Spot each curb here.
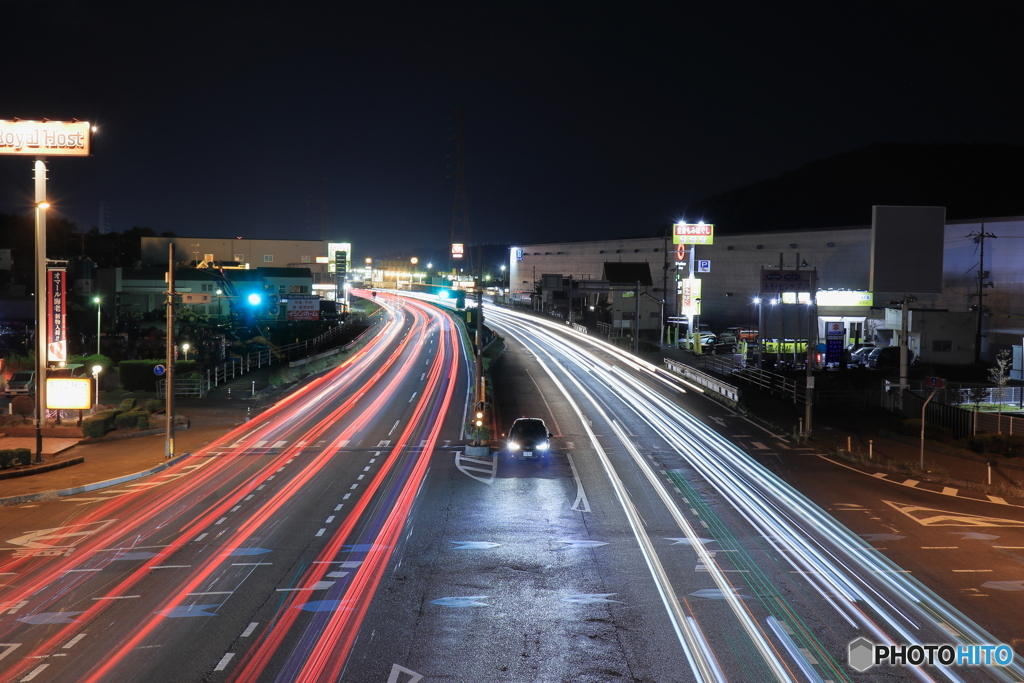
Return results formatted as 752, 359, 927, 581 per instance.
78, 420, 191, 444
0, 452, 192, 507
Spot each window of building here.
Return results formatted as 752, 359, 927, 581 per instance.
279, 285, 287, 294
301, 255, 311, 263
289, 285, 309, 294
201, 283, 213, 292
234, 254, 244, 262
932, 340, 953, 352
264, 255, 273, 262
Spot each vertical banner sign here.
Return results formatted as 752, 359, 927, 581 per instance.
680, 277, 702, 316
452, 243, 464, 259
335, 250, 347, 296
47, 267, 68, 362
826, 321, 845, 366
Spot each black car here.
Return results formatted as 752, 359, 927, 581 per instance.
506, 417, 552, 459
865, 346, 914, 369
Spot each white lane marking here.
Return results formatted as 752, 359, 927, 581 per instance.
989, 496, 1009, 505
256, 485, 265, 490
922, 547, 959, 549
273, 441, 287, 448
458, 466, 493, 474
276, 581, 334, 591
334, 505, 343, 511
420, 372, 425, 380
20, 664, 48, 681
316, 529, 326, 537
327, 571, 350, 578
91, 596, 140, 600
952, 569, 993, 573
459, 457, 491, 466
750, 441, 769, 450
194, 533, 208, 542
231, 563, 272, 566
0, 644, 20, 661
231, 506, 241, 512
386, 664, 424, 683
240, 623, 258, 637
903, 479, 920, 488
62, 569, 101, 573
254, 440, 268, 447
362, 466, 371, 471
455, 451, 496, 485
62, 634, 86, 649
357, 475, 364, 480
377, 440, 391, 447
267, 476, 275, 480
942, 487, 958, 496
343, 493, 351, 499
325, 516, 335, 523
215, 518, 226, 525
388, 421, 400, 436
244, 495, 254, 501
567, 452, 591, 513
350, 484, 358, 490
276, 467, 284, 473
297, 441, 307, 447
214, 653, 235, 671
409, 392, 418, 403
188, 591, 233, 596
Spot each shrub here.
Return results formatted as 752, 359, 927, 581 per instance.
0, 449, 31, 468
119, 398, 137, 412
82, 417, 108, 438
144, 399, 163, 413
269, 367, 300, 386
136, 413, 151, 429
11, 396, 34, 422
115, 410, 149, 430
968, 434, 1024, 457
118, 360, 199, 391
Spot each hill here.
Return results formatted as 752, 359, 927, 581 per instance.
688, 142, 1024, 234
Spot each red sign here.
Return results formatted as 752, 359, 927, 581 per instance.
286, 297, 320, 321
47, 267, 67, 362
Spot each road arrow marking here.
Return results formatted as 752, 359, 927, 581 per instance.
884, 500, 1024, 527
386, 664, 424, 683
430, 596, 489, 607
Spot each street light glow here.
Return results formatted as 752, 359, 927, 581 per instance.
247, 293, 262, 306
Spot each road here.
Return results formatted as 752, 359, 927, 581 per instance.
2, 292, 1022, 682
0, 292, 469, 683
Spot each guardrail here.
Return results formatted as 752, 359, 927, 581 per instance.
731, 366, 806, 405
663, 358, 739, 404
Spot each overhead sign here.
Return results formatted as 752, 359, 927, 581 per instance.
46, 378, 91, 410
680, 277, 701, 316
672, 223, 714, 245
47, 267, 67, 363
452, 243, 465, 259
326, 242, 352, 274
286, 295, 320, 321
760, 268, 813, 296
0, 119, 92, 156
180, 293, 212, 304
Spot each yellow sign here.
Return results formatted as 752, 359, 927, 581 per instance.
672, 223, 714, 245
680, 277, 701, 315
762, 341, 808, 354
0, 120, 91, 156
46, 378, 92, 410
815, 290, 874, 306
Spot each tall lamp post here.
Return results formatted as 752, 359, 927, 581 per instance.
93, 296, 101, 355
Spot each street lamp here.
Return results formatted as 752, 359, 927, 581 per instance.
182, 343, 190, 361
93, 296, 101, 355
92, 365, 102, 406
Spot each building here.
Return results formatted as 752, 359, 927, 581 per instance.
507, 213, 1024, 371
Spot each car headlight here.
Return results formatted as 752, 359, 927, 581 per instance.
537, 441, 549, 451
508, 442, 520, 451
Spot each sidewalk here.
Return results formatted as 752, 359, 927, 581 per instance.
0, 365, 284, 504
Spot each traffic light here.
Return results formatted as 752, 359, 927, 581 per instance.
455, 291, 466, 309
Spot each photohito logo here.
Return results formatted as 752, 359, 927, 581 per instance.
848, 638, 1014, 672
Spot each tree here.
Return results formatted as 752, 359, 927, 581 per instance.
11, 396, 34, 423
988, 349, 1012, 434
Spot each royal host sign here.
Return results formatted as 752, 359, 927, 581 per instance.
0, 119, 91, 156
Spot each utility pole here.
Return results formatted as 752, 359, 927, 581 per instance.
449, 108, 471, 274
968, 224, 997, 365
165, 244, 175, 458
804, 269, 817, 439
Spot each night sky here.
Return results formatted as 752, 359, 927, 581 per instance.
2, 3, 1021, 257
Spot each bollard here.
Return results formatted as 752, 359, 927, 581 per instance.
847, 436, 852, 453
246, 406, 251, 422
252, 380, 255, 396
988, 461, 993, 486
868, 439, 873, 460
227, 388, 232, 400
798, 418, 804, 438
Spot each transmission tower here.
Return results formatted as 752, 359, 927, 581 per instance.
449, 108, 471, 273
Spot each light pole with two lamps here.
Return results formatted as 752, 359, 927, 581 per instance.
93, 296, 101, 355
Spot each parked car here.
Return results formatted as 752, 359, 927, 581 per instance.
721, 327, 759, 343
848, 346, 875, 367
506, 418, 553, 460
679, 332, 717, 352
865, 346, 914, 369
5, 371, 35, 396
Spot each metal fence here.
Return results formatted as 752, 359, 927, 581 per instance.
158, 318, 359, 399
